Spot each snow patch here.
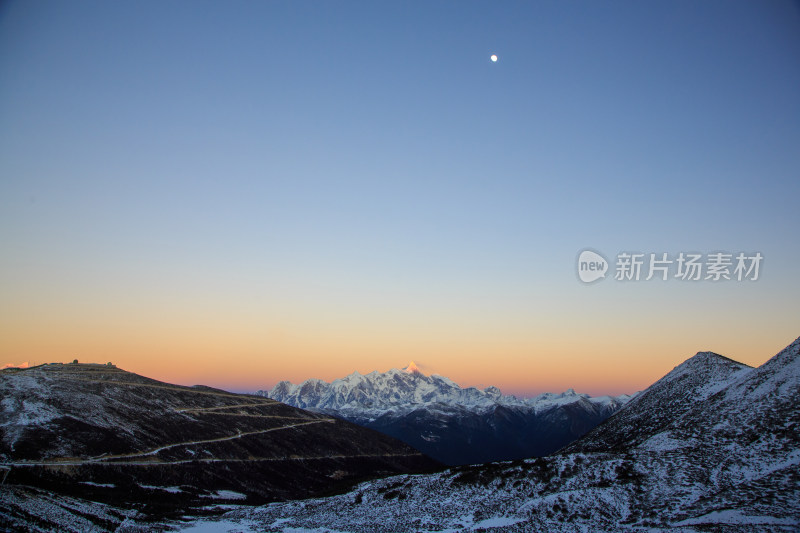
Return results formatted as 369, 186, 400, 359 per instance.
206, 490, 247, 500
471, 516, 526, 529
178, 519, 260, 532
673, 509, 798, 526
80, 481, 115, 488
140, 484, 183, 493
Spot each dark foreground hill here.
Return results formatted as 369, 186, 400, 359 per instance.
0, 363, 439, 525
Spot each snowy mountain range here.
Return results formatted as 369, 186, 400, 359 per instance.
264, 361, 629, 417
259, 363, 631, 465
4, 336, 798, 531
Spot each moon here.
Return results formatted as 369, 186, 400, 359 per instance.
490, 54, 498, 62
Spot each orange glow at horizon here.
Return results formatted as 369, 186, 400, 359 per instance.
2, 298, 794, 398
2, 262, 796, 397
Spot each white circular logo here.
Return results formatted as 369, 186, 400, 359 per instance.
577, 249, 608, 283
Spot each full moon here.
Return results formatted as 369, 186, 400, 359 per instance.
490, 54, 498, 62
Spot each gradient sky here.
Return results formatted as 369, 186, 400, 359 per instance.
1, 1, 799, 396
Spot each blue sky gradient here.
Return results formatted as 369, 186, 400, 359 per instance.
1, 1, 798, 394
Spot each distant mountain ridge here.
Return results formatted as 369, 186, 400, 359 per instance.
259, 362, 631, 465
264, 361, 630, 417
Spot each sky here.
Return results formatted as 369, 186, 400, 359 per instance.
1, 0, 799, 396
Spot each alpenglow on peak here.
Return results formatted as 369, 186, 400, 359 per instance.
404, 361, 422, 374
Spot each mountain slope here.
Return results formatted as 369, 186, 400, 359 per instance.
260, 363, 630, 465
561, 350, 752, 453
203, 336, 800, 531
0, 362, 439, 518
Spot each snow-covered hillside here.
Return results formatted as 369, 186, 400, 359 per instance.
201, 336, 800, 532
562, 350, 753, 453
